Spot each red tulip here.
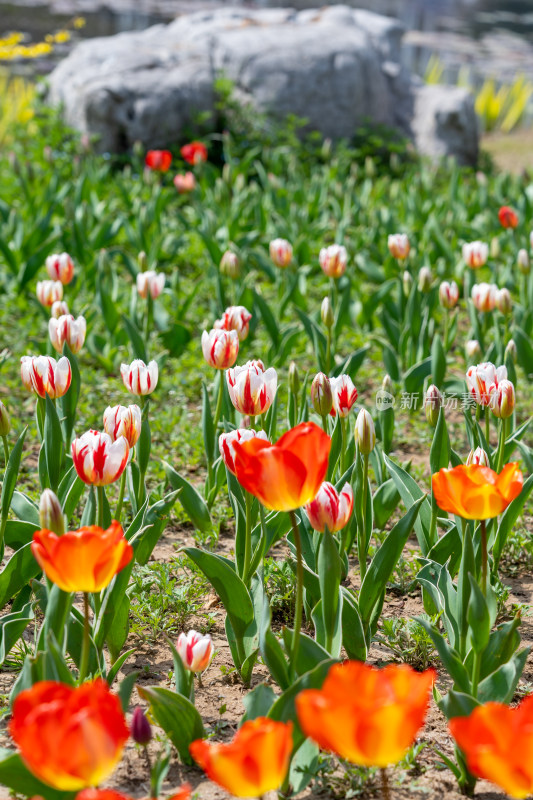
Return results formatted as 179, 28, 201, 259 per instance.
180, 141, 207, 164
145, 150, 172, 171
498, 205, 518, 229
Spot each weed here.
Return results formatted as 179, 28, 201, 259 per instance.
377, 615, 437, 670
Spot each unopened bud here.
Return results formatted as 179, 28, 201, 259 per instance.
321, 297, 334, 328
490, 379, 515, 419
364, 156, 376, 178
138, 251, 147, 272
311, 372, 333, 416
505, 339, 517, 363
466, 447, 490, 467
220, 250, 240, 279
382, 374, 394, 394
496, 287, 512, 315
490, 236, 501, 259
403, 270, 413, 296
465, 339, 482, 362
517, 248, 530, 274
425, 384, 443, 427
131, 706, 152, 746
0, 401, 10, 437
39, 490, 65, 536
354, 408, 376, 455
418, 266, 433, 294
288, 361, 300, 395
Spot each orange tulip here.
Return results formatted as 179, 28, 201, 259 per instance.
432, 463, 523, 520
190, 717, 293, 798
77, 787, 191, 800
449, 697, 533, 799
296, 661, 435, 767
9, 679, 129, 791
232, 421, 330, 511
31, 521, 133, 593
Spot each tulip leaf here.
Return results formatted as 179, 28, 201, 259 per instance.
427, 524, 462, 576
493, 473, 533, 570
59, 343, 80, 449
403, 356, 432, 394
502, 417, 532, 463
341, 587, 367, 661
317, 527, 342, 648
259, 590, 290, 690
4, 520, 38, 550
431, 334, 446, 388
456, 528, 475, 659
201, 381, 215, 463
1, 427, 27, 521
0, 603, 34, 666
417, 617, 471, 694
438, 690, 479, 721
138, 685, 205, 764
254, 290, 280, 347
122, 313, 147, 362
359, 497, 424, 629
242, 682, 278, 722
310, 596, 343, 658
57, 463, 85, 521
429, 406, 450, 475
331, 346, 369, 380
10, 490, 40, 526
383, 454, 433, 554
477, 647, 530, 704
163, 462, 211, 532
513, 326, 533, 375
0, 749, 75, 800
467, 575, 491, 654
372, 478, 400, 530
44, 394, 65, 494
0, 543, 41, 610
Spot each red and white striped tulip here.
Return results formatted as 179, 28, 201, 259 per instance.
330, 375, 358, 418
496, 287, 512, 315
219, 428, 269, 475
49, 315, 86, 355
354, 408, 376, 454
176, 630, 213, 673
387, 233, 410, 260
466, 362, 507, 407
489, 379, 515, 419
305, 481, 354, 533
226, 360, 277, 416
201, 329, 239, 370
136, 270, 165, 299
319, 244, 347, 278
214, 306, 252, 341
72, 430, 129, 486
462, 241, 488, 269
120, 359, 159, 396
20, 355, 71, 399
103, 404, 142, 448
466, 447, 490, 467
269, 238, 293, 268
45, 252, 74, 285
471, 283, 498, 312
50, 300, 69, 319
439, 280, 459, 309
220, 250, 240, 278
36, 280, 63, 307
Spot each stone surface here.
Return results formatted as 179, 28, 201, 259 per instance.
47, 4, 479, 163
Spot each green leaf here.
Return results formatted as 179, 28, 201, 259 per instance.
0, 543, 41, 610
44, 395, 64, 494
242, 683, 277, 722
417, 617, 471, 694
431, 334, 446, 387
403, 357, 432, 394
163, 461, 211, 532
59, 343, 80, 448
372, 479, 400, 530
138, 685, 205, 764
513, 326, 533, 374
477, 648, 530, 704
384, 454, 434, 554
201, 382, 215, 463
122, 314, 148, 361
0, 749, 75, 800
340, 587, 367, 661
438, 690, 479, 721
467, 575, 491, 654
1, 427, 27, 520
0, 603, 34, 666
493, 473, 533, 569
317, 527, 342, 648
429, 406, 450, 475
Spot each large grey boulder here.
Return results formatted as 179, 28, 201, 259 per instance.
48, 4, 478, 164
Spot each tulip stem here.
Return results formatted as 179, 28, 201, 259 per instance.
471, 650, 481, 697
289, 509, 304, 682
1, 435, 9, 467
320, 414, 328, 434
243, 491, 252, 586
115, 469, 127, 522
484, 407, 490, 446
496, 417, 507, 473
145, 294, 153, 344
97, 485, 105, 528
326, 327, 332, 374
340, 417, 347, 476
359, 454, 369, 581
380, 768, 391, 800
79, 592, 90, 683
213, 371, 225, 434
480, 519, 488, 596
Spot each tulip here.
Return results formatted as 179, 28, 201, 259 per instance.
465, 339, 482, 362
103, 404, 142, 448
462, 241, 488, 269
518, 248, 530, 274
214, 305, 252, 341
449, 696, 533, 799
201, 329, 239, 370
0, 400, 10, 437
321, 296, 334, 328
180, 141, 207, 164
120, 359, 158, 396
330, 374, 358, 417
305, 481, 353, 532
36, 279, 63, 307
432, 462, 523, 520
495, 287, 512, 315
319, 244, 347, 278
505, 339, 517, 363
288, 360, 300, 395
424, 384, 443, 427
466, 362, 507, 407
219, 429, 269, 475
131, 707, 152, 746
226, 360, 277, 417
174, 171, 196, 193
49, 314, 87, 355
219, 249, 240, 278
489, 378, 515, 419
498, 205, 518, 229
466, 447, 490, 467
45, 252, 74, 284
233, 421, 330, 512
311, 372, 333, 417
417, 266, 433, 293
269, 238, 293, 268
354, 408, 376, 454
145, 150, 172, 171
387, 233, 410, 260
471, 282, 498, 312
136, 270, 165, 299
78, 789, 190, 800
20, 355, 72, 399
176, 630, 213, 673
382, 374, 394, 394
490, 236, 501, 259
439, 280, 459, 309
51, 300, 69, 318
39, 489, 64, 536
190, 717, 293, 797
32, 520, 133, 592
296, 661, 435, 768
402, 270, 413, 295
9, 679, 129, 790
72, 430, 129, 486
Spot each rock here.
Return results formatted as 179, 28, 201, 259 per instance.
411, 84, 479, 166
47, 4, 479, 163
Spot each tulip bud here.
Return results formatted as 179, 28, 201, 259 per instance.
465, 339, 482, 362
176, 630, 213, 673
490, 379, 515, 419
439, 280, 459, 310
288, 361, 300, 395
354, 408, 376, 455
462, 241, 488, 269
220, 250, 240, 278
418, 266, 433, 294
496, 288, 512, 315
311, 372, 333, 416
39, 489, 65, 536
382, 374, 394, 395
131, 707, 152, 746
505, 339, 517, 363
50, 300, 69, 319
138, 251, 147, 271
321, 297, 334, 328
403, 270, 413, 295
388, 234, 410, 261
0, 400, 10, 436
466, 447, 490, 467
269, 238, 293, 269
517, 248, 530, 274
425, 384, 443, 427
490, 236, 501, 259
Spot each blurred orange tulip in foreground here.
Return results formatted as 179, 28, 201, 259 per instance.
296, 661, 435, 767
450, 697, 533, 799
233, 421, 330, 511
432, 463, 523, 520
190, 717, 293, 798
9, 679, 129, 791
31, 520, 133, 592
